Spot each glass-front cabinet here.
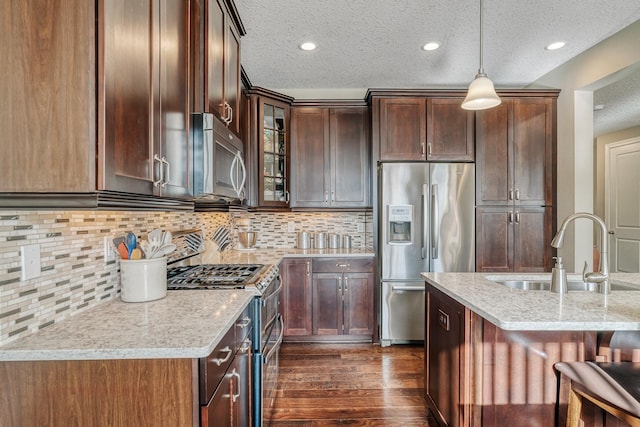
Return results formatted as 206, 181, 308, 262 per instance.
245, 88, 293, 208
261, 102, 288, 204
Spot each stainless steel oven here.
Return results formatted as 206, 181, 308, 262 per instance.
165, 230, 283, 427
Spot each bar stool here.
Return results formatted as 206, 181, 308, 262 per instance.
555, 331, 640, 427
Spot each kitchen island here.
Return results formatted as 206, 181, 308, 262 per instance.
422, 272, 640, 427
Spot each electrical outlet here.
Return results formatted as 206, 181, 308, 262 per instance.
287, 221, 295, 232
20, 244, 41, 281
104, 237, 116, 263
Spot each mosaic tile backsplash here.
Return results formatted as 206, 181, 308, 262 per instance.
0, 209, 372, 345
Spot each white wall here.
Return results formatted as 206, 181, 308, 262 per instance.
532, 20, 640, 271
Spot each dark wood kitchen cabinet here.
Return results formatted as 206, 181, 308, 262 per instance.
476, 206, 553, 272
424, 282, 596, 427
100, 0, 193, 199
375, 96, 474, 162
280, 258, 313, 339
1, 0, 197, 207
312, 258, 374, 340
474, 93, 558, 272
290, 105, 370, 208
202, 0, 243, 136
475, 97, 555, 207
244, 88, 294, 208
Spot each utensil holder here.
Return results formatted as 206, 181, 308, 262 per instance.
120, 257, 167, 303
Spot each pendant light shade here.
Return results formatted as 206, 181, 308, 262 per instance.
462, 0, 501, 110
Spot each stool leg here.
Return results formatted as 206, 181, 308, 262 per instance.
567, 386, 583, 427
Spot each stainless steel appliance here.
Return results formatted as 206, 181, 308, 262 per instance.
165, 230, 282, 427
193, 113, 246, 203
379, 163, 475, 346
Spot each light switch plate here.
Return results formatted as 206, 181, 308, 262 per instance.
20, 244, 41, 281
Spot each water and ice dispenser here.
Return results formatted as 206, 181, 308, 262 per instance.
388, 205, 412, 244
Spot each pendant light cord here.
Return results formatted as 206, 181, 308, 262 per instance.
479, 0, 484, 74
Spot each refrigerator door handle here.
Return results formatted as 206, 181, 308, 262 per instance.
422, 184, 428, 259
431, 183, 439, 260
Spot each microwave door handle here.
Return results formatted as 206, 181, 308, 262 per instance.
236, 151, 246, 198
230, 152, 239, 195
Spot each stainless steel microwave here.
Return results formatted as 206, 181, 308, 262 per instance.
193, 113, 246, 203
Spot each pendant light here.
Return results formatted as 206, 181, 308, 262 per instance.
461, 0, 501, 110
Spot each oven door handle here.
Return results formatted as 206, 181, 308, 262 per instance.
261, 276, 283, 307
263, 314, 284, 364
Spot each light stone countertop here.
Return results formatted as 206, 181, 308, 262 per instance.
422, 272, 640, 331
0, 248, 374, 362
0, 290, 256, 361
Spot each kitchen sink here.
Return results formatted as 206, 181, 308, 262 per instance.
492, 280, 640, 292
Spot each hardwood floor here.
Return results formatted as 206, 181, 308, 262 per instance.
269, 343, 438, 426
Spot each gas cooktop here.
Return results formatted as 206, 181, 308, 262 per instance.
167, 264, 266, 290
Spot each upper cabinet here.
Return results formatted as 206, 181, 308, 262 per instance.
99, 0, 193, 199
203, 0, 243, 136
476, 97, 555, 207
290, 105, 370, 209
244, 88, 294, 208
373, 94, 474, 162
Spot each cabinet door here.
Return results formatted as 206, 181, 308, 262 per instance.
475, 102, 510, 206
513, 207, 553, 272
312, 273, 342, 336
225, 21, 241, 136
476, 207, 513, 272
231, 350, 251, 427
290, 107, 330, 207
426, 98, 474, 161
425, 285, 467, 427
101, 0, 155, 195
202, 368, 232, 426
158, 0, 192, 198
379, 98, 427, 160
280, 258, 312, 337
512, 98, 553, 206
204, 0, 224, 118
1, 0, 95, 192
259, 100, 290, 207
330, 108, 370, 207
343, 272, 374, 337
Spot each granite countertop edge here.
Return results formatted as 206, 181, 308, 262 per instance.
422, 272, 640, 331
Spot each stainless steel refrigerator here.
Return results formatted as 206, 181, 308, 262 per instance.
379, 162, 475, 346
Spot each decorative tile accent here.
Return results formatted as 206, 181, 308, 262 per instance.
0, 208, 373, 345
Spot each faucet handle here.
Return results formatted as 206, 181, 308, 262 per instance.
582, 261, 590, 282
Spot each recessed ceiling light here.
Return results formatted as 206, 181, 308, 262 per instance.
422, 42, 440, 51
545, 41, 566, 51
594, 104, 605, 111
299, 42, 317, 51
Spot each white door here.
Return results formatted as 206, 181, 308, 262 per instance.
605, 137, 640, 272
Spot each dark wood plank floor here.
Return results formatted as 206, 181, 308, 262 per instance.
269, 343, 438, 426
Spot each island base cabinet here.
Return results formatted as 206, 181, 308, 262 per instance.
0, 358, 198, 427
424, 282, 597, 427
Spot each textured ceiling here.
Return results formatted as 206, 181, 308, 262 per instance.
235, 0, 640, 136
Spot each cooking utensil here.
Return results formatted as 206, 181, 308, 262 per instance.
117, 242, 129, 260
153, 243, 176, 258
130, 248, 143, 260
125, 232, 137, 259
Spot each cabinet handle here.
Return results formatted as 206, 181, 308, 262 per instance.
509, 211, 514, 223
212, 346, 233, 366
515, 189, 520, 200
285, 190, 290, 203
324, 191, 329, 203
344, 277, 348, 292
228, 105, 233, 124
331, 191, 335, 202
239, 338, 251, 353
509, 188, 514, 200
421, 142, 426, 155
161, 156, 170, 187
335, 263, 350, 268
306, 261, 310, 275
237, 317, 251, 329
338, 277, 342, 292
427, 142, 432, 155
153, 154, 164, 187
231, 368, 241, 402
515, 211, 520, 224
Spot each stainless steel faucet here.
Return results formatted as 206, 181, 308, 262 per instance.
551, 213, 610, 294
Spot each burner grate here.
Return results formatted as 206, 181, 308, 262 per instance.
166, 264, 265, 289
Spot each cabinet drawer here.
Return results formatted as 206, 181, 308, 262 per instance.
312, 258, 373, 273
234, 303, 253, 344
199, 323, 235, 405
